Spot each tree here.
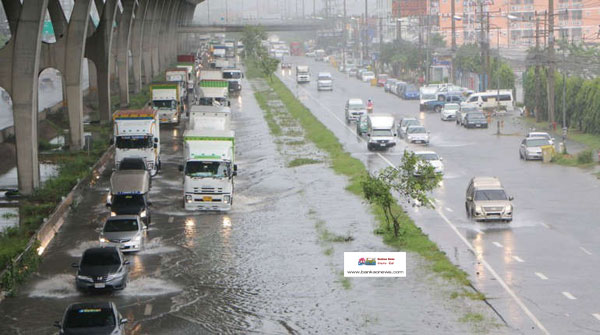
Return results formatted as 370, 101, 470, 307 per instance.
361, 151, 442, 237
241, 25, 267, 58
257, 50, 279, 81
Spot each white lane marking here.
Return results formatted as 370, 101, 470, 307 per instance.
592, 313, 600, 321
562, 292, 577, 300
513, 256, 525, 263
535, 272, 548, 280
291, 77, 550, 335
580, 247, 592, 255
445, 207, 454, 212
492, 242, 504, 248
144, 304, 153, 315
168, 216, 174, 223
540, 222, 550, 229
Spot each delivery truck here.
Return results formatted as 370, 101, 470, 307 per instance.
150, 82, 181, 124
112, 109, 160, 176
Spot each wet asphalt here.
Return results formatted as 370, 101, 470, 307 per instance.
0, 75, 502, 334
277, 56, 600, 334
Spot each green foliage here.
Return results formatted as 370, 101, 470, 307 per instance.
241, 25, 267, 58
380, 40, 426, 79
288, 158, 321, 167
576, 150, 593, 164
453, 44, 482, 73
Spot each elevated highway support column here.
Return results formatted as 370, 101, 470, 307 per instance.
131, 0, 149, 93
116, 0, 137, 107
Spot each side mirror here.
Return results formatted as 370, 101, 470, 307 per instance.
123, 260, 130, 265
178, 165, 184, 172
53, 321, 61, 328
509, 196, 514, 201
154, 137, 159, 143
105, 203, 111, 208
153, 143, 158, 149
120, 318, 129, 325
232, 171, 237, 177
466, 196, 473, 201
228, 101, 231, 107
71, 263, 79, 268
234, 164, 238, 172
366, 133, 370, 137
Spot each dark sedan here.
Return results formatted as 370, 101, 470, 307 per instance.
73, 247, 129, 291
55, 301, 127, 335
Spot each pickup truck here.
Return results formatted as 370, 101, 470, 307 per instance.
422, 94, 463, 113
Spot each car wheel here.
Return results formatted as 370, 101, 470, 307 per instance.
434, 105, 442, 113
465, 203, 471, 217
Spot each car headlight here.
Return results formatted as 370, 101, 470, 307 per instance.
140, 210, 147, 218
110, 211, 117, 216
505, 205, 513, 213
132, 234, 141, 242
99, 237, 108, 243
107, 273, 122, 281
223, 195, 231, 204
185, 195, 193, 203
77, 275, 93, 282
475, 206, 483, 214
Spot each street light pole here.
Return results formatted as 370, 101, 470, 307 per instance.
364, 0, 369, 65
547, 0, 556, 127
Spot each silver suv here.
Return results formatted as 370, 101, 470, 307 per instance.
465, 177, 513, 222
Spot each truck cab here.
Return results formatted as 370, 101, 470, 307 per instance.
150, 82, 181, 124
366, 114, 396, 151
296, 65, 310, 83
222, 69, 243, 93
112, 109, 160, 176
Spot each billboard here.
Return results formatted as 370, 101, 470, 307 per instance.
392, 0, 428, 17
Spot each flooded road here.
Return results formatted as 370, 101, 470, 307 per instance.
0, 76, 501, 334
277, 56, 600, 334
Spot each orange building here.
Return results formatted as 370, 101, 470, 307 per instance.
437, 0, 600, 48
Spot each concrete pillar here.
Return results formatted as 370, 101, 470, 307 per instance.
116, 0, 136, 107
151, 0, 166, 77
158, 0, 174, 70
142, 0, 158, 84
130, 0, 149, 93
167, 0, 182, 62
0, 0, 21, 92
85, 0, 119, 122
64, 0, 93, 149
10, 0, 49, 194
1, 0, 22, 36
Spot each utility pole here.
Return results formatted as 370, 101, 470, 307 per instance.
343, 0, 347, 71
561, 46, 567, 153
313, 0, 316, 17
479, 1, 487, 91
451, 0, 456, 51
547, 0, 556, 126
534, 14, 541, 122
379, 15, 383, 74
364, 0, 369, 65
207, 0, 210, 24
486, 12, 490, 90
226, 0, 229, 23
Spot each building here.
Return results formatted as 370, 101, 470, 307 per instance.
437, 0, 600, 48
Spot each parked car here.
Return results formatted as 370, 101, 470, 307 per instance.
305, 50, 316, 57
519, 137, 551, 160
348, 68, 358, 77
405, 125, 430, 145
361, 71, 375, 82
356, 114, 369, 135
100, 215, 145, 253
73, 247, 129, 291
54, 302, 127, 335
402, 84, 420, 100
463, 111, 488, 128
393, 81, 407, 97
397, 117, 421, 139
414, 151, 444, 175
384, 79, 398, 93
457, 105, 480, 125
423, 94, 463, 112
440, 103, 460, 121
317, 72, 333, 91
465, 177, 513, 222
526, 131, 554, 145
345, 98, 367, 123
376, 74, 389, 87
356, 68, 367, 79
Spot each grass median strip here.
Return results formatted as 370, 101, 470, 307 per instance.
248, 63, 473, 289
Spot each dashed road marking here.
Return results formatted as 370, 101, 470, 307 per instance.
535, 272, 548, 280
580, 247, 592, 256
492, 241, 504, 248
291, 76, 550, 335
513, 256, 525, 263
445, 207, 454, 212
144, 304, 153, 316
562, 292, 577, 300
592, 313, 600, 321
168, 216, 174, 223
540, 222, 550, 229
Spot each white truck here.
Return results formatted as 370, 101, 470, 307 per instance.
176, 63, 195, 93
150, 82, 181, 124
188, 105, 231, 131
165, 68, 188, 100
181, 129, 237, 211
222, 69, 243, 93
296, 65, 310, 83
366, 114, 396, 151
196, 72, 230, 106
112, 109, 160, 176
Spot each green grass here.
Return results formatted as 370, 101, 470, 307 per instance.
248, 62, 475, 291
523, 116, 600, 150
1, 212, 17, 219
288, 158, 322, 167
459, 313, 485, 323
253, 91, 283, 136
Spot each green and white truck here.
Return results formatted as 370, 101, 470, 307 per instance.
150, 82, 181, 124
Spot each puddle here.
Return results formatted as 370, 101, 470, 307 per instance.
0, 163, 58, 189
67, 240, 102, 257
138, 237, 178, 255
118, 277, 181, 296
0, 207, 19, 231
29, 274, 79, 298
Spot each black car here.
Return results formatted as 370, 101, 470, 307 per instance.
55, 301, 127, 335
73, 247, 129, 291
464, 112, 489, 128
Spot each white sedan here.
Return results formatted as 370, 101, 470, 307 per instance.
414, 151, 444, 175
440, 103, 460, 121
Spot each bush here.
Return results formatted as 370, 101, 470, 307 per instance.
576, 150, 593, 164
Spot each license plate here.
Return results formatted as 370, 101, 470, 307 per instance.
475, 124, 482, 127
94, 283, 105, 289
380, 143, 386, 147
161, 118, 168, 122
202, 196, 213, 202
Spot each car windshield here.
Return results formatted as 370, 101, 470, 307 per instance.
467, 113, 486, 120
528, 133, 550, 140
119, 159, 146, 170
445, 104, 460, 111
112, 194, 145, 208
81, 250, 121, 267
152, 100, 176, 109
222, 71, 241, 79
115, 136, 152, 149
363, 72, 374, 77
372, 129, 392, 137
318, 75, 331, 80
474, 189, 508, 201
421, 94, 436, 100
65, 308, 115, 328
526, 138, 550, 147
408, 127, 426, 134
461, 106, 477, 112
185, 161, 228, 178
378, 75, 388, 80
104, 219, 139, 232
401, 119, 417, 127
406, 85, 418, 92
349, 102, 364, 109
416, 153, 439, 160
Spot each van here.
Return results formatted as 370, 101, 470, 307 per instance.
463, 90, 514, 112
465, 177, 513, 222
366, 114, 396, 151
107, 170, 151, 225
